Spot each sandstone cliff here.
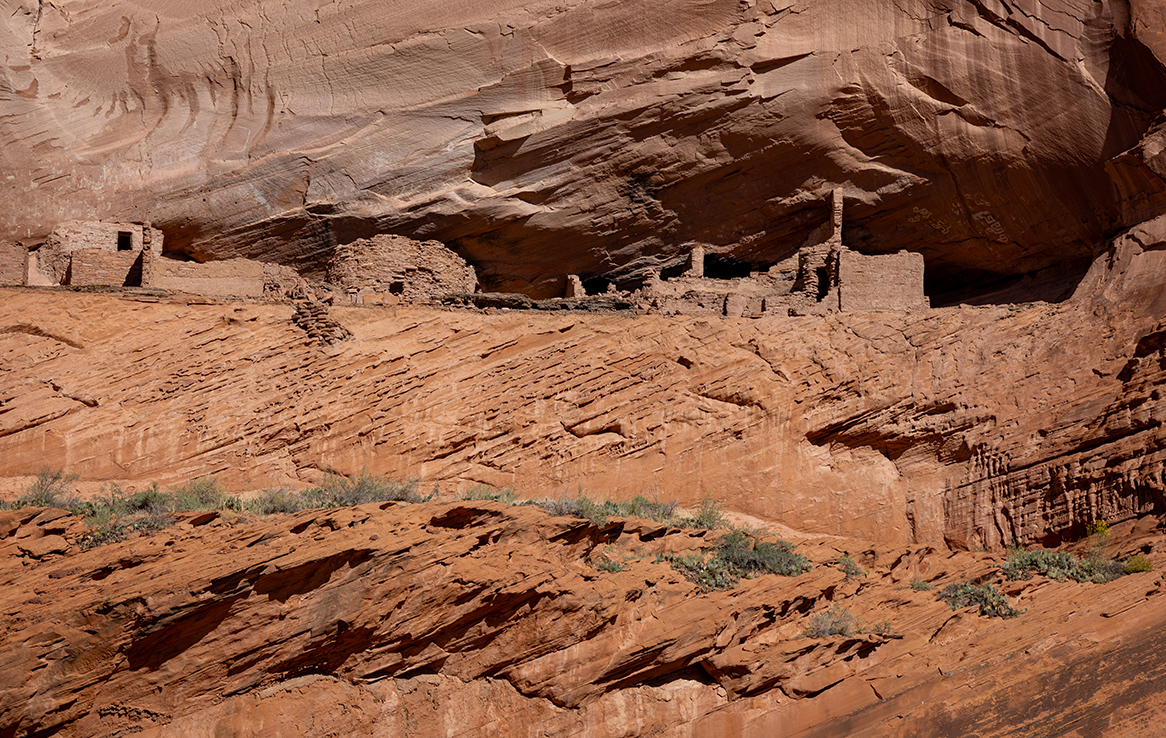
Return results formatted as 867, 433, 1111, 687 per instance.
4, 0, 1166, 298
3, 216, 1166, 548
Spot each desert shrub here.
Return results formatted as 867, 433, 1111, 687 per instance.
1001, 547, 1125, 584
170, 477, 232, 511
310, 471, 423, 506
247, 487, 314, 515
836, 554, 864, 580
718, 530, 812, 577
867, 619, 895, 635
1124, 554, 1153, 574
535, 492, 683, 528
462, 485, 518, 504
594, 559, 625, 573
939, 582, 1024, 618
15, 467, 80, 508
660, 530, 811, 592
617, 495, 680, 524
804, 605, 858, 638
535, 494, 611, 526
658, 551, 741, 592
675, 494, 726, 530
910, 578, 935, 591
1087, 520, 1110, 557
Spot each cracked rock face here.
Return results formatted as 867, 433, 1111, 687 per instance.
1, 499, 1164, 737
3, 0, 1166, 298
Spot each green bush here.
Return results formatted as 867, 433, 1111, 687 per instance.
535, 492, 684, 528
170, 477, 233, 511
462, 485, 518, 504
675, 494, 726, 530
717, 530, 812, 577
804, 605, 858, 638
594, 559, 625, 573
939, 582, 1024, 618
910, 578, 935, 591
246, 487, 315, 515
836, 554, 864, 580
660, 530, 811, 593
1124, 554, 1153, 574
1001, 547, 1126, 584
658, 550, 741, 593
13, 467, 80, 509
309, 471, 423, 506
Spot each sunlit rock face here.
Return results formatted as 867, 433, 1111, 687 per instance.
2, 0, 1166, 299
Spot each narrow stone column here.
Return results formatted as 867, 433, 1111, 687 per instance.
565, 274, 585, 298
688, 244, 705, 278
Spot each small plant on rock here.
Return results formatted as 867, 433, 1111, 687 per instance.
462, 485, 518, 504
804, 605, 858, 638
910, 578, 935, 591
310, 471, 424, 506
660, 529, 811, 593
15, 467, 80, 509
1124, 554, 1153, 574
836, 554, 865, 580
676, 494, 726, 530
939, 582, 1024, 618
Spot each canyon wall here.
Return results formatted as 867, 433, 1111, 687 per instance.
3, 0, 1166, 298
3, 218, 1165, 548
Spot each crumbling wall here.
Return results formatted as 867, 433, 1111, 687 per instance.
149, 258, 266, 298
66, 249, 142, 287
0, 241, 24, 285
327, 234, 477, 302
837, 250, 928, 312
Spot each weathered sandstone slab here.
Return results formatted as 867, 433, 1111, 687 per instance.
0, 499, 1162, 737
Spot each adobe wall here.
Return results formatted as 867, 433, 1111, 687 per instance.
39, 221, 163, 284
149, 258, 266, 298
0, 241, 24, 285
66, 249, 142, 287
837, 249, 928, 312
327, 234, 477, 302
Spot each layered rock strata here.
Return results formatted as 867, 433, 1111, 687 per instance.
0, 499, 1163, 737
2, 220, 1165, 547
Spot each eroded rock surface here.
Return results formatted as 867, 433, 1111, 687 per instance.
4, 0, 1166, 298
2, 218, 1166, 547
0, 499, 1163, 737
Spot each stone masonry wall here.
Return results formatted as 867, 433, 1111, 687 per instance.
38, 221, 163, 285
327, 234, 477, 302
0, 241, 23, 285
837, 249, 928, 312
149, 257, 266, 298
66, 249, 142, 287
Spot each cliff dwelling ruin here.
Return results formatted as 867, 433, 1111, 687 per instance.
6, 193, 927, 319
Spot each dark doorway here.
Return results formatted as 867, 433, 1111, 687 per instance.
704, 254, 753, 280
117, 231, 133, 251
816, 267, 830, 300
